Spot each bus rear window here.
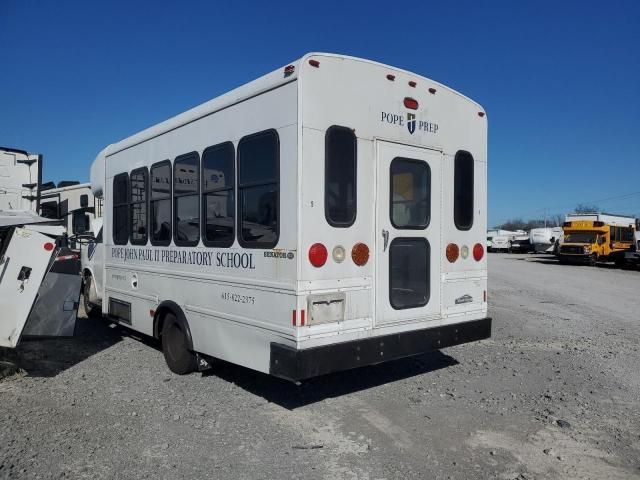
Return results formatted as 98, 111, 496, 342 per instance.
202, 142, 235, 248
325, 126, 357, 227
237, 130, 279, 248
454, 151, 474, 231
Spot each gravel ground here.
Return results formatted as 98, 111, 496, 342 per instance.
1, 253, 639, 479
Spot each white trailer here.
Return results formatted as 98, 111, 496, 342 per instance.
0, 211, 82, 347
0, 147, 42, 212
529, 227, 563, 253
84, 53, 490, 380
39, 182, 102, 240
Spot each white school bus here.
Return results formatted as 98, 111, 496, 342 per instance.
85, 53, 490, 381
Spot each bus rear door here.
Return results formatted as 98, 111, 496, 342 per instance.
375, 141, 442, 325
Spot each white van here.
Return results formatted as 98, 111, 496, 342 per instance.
83, 53, 490, 381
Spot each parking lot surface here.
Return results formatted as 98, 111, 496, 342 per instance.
1, 254, 639, 479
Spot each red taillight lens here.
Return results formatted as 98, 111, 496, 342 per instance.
404, 97, 418, 110
473, 243, 484, 261
446, 243, 459, 263
352, 243, 369, 266
309, 243, 328, 268
44, 242, 54, 251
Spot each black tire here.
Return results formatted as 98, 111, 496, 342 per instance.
83, 276, 102, 319
161, 313, 197, 375
589, 254, 598, 267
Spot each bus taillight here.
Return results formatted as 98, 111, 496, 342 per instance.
473, 243, 484, 261
446, 243, 459, 263
351, 243, 369, 266
309, 243, 328, 268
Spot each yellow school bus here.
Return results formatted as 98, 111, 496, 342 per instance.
559, 214, 636, 266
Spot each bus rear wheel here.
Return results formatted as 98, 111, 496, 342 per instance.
83, 275, 102, 319
161, 313, 197, 375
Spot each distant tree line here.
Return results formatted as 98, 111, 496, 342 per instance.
495, 204, 601, 231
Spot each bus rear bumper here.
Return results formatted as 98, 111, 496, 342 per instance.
269, 317, 492, 382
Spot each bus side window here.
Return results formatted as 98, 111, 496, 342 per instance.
237, 130, 279, 249
174, 152, 200, 247
325, 126, 357, 227
113, 173, 129, 245
150, 161, 172, 246
130, 167, 148, 245
454, 150, 474, 231
202, 142, 235, 247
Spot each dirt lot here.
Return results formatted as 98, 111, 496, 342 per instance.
1, 254, 639, 479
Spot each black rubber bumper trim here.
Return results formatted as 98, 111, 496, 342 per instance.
270, 317, 491, 381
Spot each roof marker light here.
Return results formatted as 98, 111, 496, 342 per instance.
408, 81, 416, 87
428, 87, 437, 94
386, 74, 395, 81
404, 97, 419, 110
478, 111, 485, 117
308, 59, 320, 68
284, 65, 295, 77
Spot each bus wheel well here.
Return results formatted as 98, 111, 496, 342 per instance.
153, 301, 194, 351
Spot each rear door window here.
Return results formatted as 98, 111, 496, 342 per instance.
389, 237, 430, 309
390, 157, 430, 229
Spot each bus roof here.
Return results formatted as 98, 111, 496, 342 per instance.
100, 53, 484, 159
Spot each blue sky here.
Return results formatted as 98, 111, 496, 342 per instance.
1, 0, 638, 226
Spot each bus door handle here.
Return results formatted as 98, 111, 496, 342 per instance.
382, 229, 389, 252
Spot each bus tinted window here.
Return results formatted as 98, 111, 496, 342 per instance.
237, 130, 279, 248
389, 237, 430, 309
150, 161, 172, 246
454, 151, 474, 230
390, 157, 430, 229
202, 142, 235, 247
113, 173, 129, 245
174, 152, 200, 246
130, 167, 148, 245
325, 126, 357, 227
